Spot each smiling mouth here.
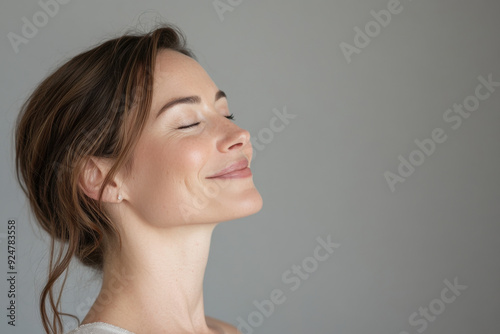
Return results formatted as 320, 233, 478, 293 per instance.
206, 158, 252, 179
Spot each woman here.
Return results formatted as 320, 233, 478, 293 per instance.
14, 24, 262, 334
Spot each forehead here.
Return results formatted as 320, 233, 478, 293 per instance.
152, 49, 216, 94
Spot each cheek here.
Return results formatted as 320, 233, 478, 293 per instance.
126, 132, 217, 223
128, 143, 171, 208
166, 138, 208, 180
165, 138, 215, 213
137, 137, 211, 203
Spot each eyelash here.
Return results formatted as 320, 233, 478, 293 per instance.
177, 113, 235, 129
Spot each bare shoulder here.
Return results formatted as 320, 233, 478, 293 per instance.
205, 315, 242, 334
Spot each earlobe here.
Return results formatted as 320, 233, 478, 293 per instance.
78, 156, 120, 203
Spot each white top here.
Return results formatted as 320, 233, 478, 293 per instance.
66, 322, 135, 334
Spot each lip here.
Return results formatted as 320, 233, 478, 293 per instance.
206, 158, 251, 179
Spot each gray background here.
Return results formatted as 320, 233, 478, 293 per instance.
1, 0, 499, 333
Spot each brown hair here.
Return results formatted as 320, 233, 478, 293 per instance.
14, 24, 195, 334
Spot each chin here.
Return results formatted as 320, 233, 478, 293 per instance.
209, 188, 263, 224
236, 188, 263, 216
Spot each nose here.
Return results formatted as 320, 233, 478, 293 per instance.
217, 121, 251, 153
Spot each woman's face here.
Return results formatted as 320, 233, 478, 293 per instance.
121, 49, 263, 226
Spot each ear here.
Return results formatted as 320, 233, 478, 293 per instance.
78, 156, 121, 203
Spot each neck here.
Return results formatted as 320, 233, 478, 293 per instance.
84, 221, 218, 334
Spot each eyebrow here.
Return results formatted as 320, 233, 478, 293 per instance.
155, 90, 227, 119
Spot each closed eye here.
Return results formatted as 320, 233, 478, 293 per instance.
177, 122, 200, 129
177, 114, 234, 130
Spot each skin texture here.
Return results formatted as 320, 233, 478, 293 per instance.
78, 49, 263, 334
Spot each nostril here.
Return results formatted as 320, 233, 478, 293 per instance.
228, 142, 243, 150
